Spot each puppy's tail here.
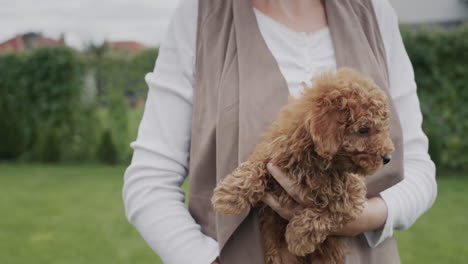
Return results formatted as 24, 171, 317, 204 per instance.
313, 237, 345, 264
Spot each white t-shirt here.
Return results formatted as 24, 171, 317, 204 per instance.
122, 1, 437, 263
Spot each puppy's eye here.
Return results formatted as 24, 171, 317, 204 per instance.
358, 127, 370, 134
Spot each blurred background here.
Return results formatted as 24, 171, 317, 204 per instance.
1, 0, 467, 263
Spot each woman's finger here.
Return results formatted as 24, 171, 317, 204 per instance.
267, 162, 308, 205
262, 193, 295, 220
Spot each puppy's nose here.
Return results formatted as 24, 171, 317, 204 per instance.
382, 154, 391, 165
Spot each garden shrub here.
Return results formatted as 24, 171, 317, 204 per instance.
33, 121, 62, 163
402, 23, 468, 171
97, 129, 119, 165
62, 101, 102, 163
107, 91, 130, 164
86, 46, 158, 103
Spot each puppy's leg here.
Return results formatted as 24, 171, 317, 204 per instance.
260, 206, 305, 264
313, 237, 345, 264
310, 173, 366, 264
341, 173, 367, 220
212, 160, 268, 214
261, 206, 285, 264
285, 208, 332, 256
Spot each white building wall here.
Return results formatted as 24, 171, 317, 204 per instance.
389, 0, 468, 24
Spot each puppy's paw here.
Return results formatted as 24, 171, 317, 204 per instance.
211, 185, 250, 215
285, 225, 318, 256
285, 210, 330, 256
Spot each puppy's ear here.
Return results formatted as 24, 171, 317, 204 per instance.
307, 105, 346, 161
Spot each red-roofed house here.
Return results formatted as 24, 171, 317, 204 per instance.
107, 41, 146, 54
0, 32, 65, 53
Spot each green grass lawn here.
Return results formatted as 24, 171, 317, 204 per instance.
0, 164, 467, 263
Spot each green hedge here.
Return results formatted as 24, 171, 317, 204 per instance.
402, 24, 468, 171
87, 46, 159, 101
0, 47, 92, 162
1, 27, 467, 170
90, 48, 159, 164
0, 46, 155, 164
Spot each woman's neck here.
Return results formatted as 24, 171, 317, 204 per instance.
252, 0, 327, 33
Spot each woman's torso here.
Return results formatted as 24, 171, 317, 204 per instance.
190, 0, 403, 262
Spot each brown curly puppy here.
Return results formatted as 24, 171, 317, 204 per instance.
211, 68, 395, 264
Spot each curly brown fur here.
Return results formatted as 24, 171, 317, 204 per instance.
211, 68, 395, 264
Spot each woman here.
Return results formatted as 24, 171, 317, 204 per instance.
122, 0, 437, 263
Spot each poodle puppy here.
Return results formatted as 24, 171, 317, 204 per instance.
211, 68, 395, 264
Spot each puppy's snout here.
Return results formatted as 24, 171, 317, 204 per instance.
382, 154, 391, 165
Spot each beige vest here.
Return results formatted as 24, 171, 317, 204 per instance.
188, 0, 405, 263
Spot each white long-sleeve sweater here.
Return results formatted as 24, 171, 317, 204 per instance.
122, 0, 437, 263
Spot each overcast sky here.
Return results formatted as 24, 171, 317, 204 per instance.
1, 0, 181, 49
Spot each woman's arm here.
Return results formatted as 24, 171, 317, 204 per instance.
122, 0, 219, 263
362, 0, 438, 247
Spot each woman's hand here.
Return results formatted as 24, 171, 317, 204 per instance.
263, 163, 388, 236
332, 196, 388, 236
212, 257, 220, 264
